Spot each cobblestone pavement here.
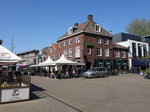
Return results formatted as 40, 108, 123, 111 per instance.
1, 74, 150, 112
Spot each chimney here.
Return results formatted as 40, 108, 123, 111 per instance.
0, 40, 3, 45
74, 23, 79, 27
87, 14, 93, 21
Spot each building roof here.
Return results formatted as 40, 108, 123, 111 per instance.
41, 46, 49, 55
143, 35, 150, 38
51, 43, 58, 50
112, 43, 128, 50
17, 49, 39, 55
57, 15, 112, 41
113, 32, 141, 42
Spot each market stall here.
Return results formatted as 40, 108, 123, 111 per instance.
0, 44, 30, 103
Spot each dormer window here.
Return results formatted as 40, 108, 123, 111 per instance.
76, 37, 80, 43
68, 27, 73, 35
94, 24, 101, 32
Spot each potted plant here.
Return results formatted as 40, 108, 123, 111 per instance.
145, 68, 150, 79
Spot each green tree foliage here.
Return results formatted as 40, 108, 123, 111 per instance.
126, 18, 150, 36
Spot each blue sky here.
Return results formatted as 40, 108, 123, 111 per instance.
0, 0, 149, 53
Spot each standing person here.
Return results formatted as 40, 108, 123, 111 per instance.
72, 69, 76, 78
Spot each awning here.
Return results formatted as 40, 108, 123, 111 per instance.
132, 59, 148, 66
0, 45, 22, 65
55, 54, 78, 65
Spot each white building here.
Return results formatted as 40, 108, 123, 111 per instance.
117, 39, 149, 69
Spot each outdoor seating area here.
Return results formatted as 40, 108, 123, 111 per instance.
0, 44, 31, 103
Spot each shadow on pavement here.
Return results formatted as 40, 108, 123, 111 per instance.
30, 83, 47, 100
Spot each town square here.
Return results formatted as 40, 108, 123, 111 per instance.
0, 0, 150, 112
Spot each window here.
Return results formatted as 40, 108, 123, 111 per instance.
50, 48, 52, 52
58, 43, 61, 48
138, 44, 142, 57
116, 50, 120, 58
94, 24, 101, 32
97, 47, 102, 56
69, 39, 72, 45
132, 43, 136, 57
87, 48, 92, 55
104, 48, 109, 57
64, 49, 67, 57
69, 48, 73, 57
59, 53, 61, 58
122, 50, 126, 58
104, 39, 109, 45
97, 38, 101, 44
75, 46, 80, 58
68, 27, 73, 35
50, 56, 54, 61
64, 41, 67, 46
76, 37, 80, 43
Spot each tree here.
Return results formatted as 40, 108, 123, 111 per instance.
126, 18, 150, 36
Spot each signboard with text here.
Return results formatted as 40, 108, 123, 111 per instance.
1, 88, 29, 103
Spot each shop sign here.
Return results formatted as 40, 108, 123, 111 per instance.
1, 88, 29, 103
85, 43, 93, 46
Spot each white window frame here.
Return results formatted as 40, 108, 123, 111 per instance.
58, 43, 61, 48
64, 41, 67, 46
68, 27, 73, 35
122, 50, 126, 58
69, 39, 72, 45
87, 48, 92, 55
69, 48, 73, 57
97, 47, 102, 56
104, 38, 109, 45
97, 38, 101, 44
116, 50, 120, 58
59, 53, 61, 58
104, 48, 109, 57
94, 24, 101, 32
76, 37, 80, 43
64, 49, 67, 57
75, 46, 80, 58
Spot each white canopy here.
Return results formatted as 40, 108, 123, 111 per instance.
55, 54, 78, 65
37, 56, 56, 66
0, 45, 22, 65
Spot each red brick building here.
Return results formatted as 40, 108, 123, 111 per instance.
46, 43, 58, 60
56, 15, 113, 70
112, 43, 128, 72
47, 15, 128, 71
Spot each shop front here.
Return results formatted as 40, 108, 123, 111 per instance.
94, 59, 112, 70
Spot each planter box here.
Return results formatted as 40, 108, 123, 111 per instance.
0, 75, 31, 103
0, 86, 30, 103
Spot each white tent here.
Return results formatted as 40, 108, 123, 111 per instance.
0, 45, 22, 65
55, 54, 78, 65
37, 56, 56, 66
